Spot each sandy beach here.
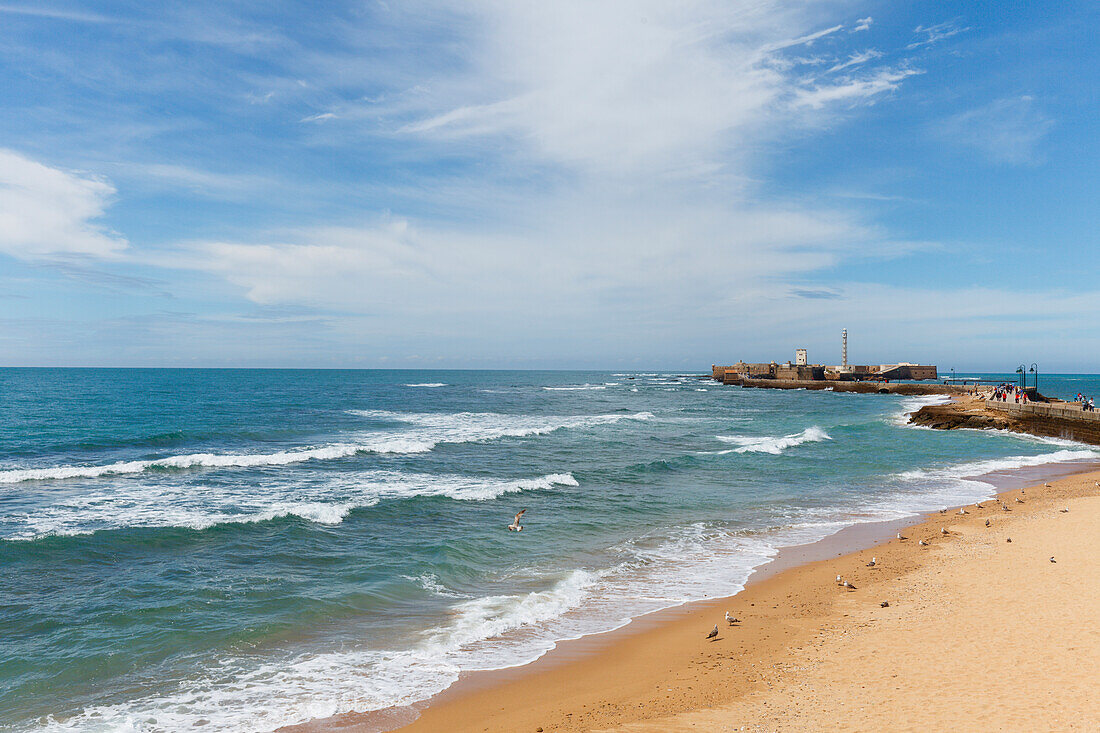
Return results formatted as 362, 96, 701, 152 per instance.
309, 466, 1100, 733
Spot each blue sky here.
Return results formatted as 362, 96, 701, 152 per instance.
1, 1, 1097, 370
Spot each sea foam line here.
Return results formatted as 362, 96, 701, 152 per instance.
0, 411, 651, 484
1, 472, 580, 541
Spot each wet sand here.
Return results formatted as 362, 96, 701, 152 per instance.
290, 464, 1100, 733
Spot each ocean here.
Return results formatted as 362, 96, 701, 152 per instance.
2, 369, 1098, 731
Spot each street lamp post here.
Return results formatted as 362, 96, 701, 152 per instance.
1017, 365, 1026, 390
1030, 363, 1038, 393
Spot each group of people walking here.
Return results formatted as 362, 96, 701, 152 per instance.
989, 384, 1028, 403
1075, 393, 1096, 411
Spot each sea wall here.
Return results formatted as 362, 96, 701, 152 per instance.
909, 399, 1100, 447
723, 377, 974, 396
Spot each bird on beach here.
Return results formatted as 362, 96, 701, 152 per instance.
1015, 497, 1025, 504
958, 508, 968, 515
975, 502, 984, 509
866, 557, 876, 567
896, 532, 907, 541
843, 580, 857, 590
507, 509, 527, 532
836, 574, 843, 585
725, 611, 739, 626
1044, 483, 1051, 488
919, 539, 929, 546
941, 527, 949, 535
1002, 503, 1011, 512
1050, 556, 1057, 563
985, 518, 991, 527
880, 601, 890, 608
706, 624, 719, 640
939, 508, 947, 514
1060, 507, 1069, 513
1006, 538, 1012, 543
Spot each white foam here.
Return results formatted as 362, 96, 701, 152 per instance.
715, 426, 831, 454
1, 472, 579, 541
542, 384, 606, 391
895, 449, 1099, 483
405, 383, 446, 388
1, 412, 650, 485
892, 394, 952, 426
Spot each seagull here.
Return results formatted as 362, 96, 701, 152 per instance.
880, 601, 890, 608
958, 508, 968, 515
1006, 538, 1012, 543
507, 509, 527, 532
1060, 507, 1069, 513
1050, 556, 1056, 563
725, 611, 739, 626
866, 557, 877, 567
939, 508, 947, 514
919, 539, 929, 546
843, 580, 857, 590
1002, 503, 1011, 512
1015, 497, 1025, 504
985, 518, 991, 527
974, 502, 984, 509
896, 532, 907, 541
706, 624, 719, 640
1044, 483, 1051, 488
836, 574, 843, 585
941, 527, 949, 535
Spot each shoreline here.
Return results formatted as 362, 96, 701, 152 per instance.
287, 455, 1100, 733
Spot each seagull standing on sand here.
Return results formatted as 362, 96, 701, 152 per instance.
725, 611, 739, 626
919, 539, 929, 546
1060, 507, 1069, 513
706, 624, 719, 640
836, 574, 843, 585
866, 557, 876, 567
1050, 556, 1057, 563
941, 527, 949, 535
958, 508, 968, 515
507, 509, 527, 532
1015, 497, 1025, 504
843, 580, 857, 590
897, 532, 907, 541
985, 518, 991, 527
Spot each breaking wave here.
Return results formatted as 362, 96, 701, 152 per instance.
714, 426, 831, 454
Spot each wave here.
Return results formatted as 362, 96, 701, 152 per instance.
714, 426, 831, 454
1, 472, 579, 541
895, 448, 1098, 483
405, 383, 446, 388
892, 394, 952, 426
1, 412, 650, 485
542, 384, 606, 391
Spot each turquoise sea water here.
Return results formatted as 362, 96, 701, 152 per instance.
2, 369, 1099, 731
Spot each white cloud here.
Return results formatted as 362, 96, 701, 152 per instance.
827, 49, 882, 73
0, 149, 127, 259
794, 67, 922, 109
852, 17, 873, 33
907, 20, 968, 50
935, 96, 1054, 165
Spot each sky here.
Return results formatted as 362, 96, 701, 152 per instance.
1, 1, 1098, 370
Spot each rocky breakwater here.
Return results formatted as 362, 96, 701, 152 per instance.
909, 396, 1100, 446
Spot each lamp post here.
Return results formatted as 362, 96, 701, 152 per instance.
1030, 363, 1038, 393
1016, 365, 1026, 390
951, 368, 955, 383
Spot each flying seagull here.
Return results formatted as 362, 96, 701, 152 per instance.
507, 509, 527, 532
706, 624, 719, 640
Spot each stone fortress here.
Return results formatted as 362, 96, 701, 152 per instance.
712, 330, 938, 384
